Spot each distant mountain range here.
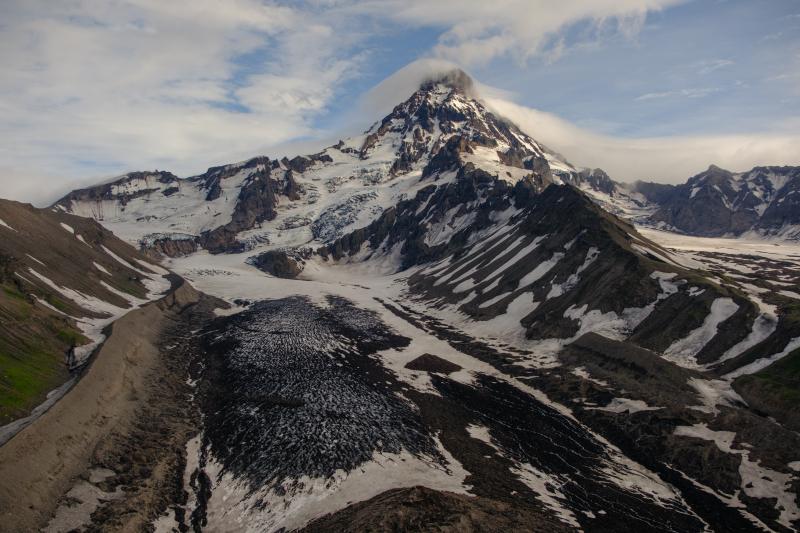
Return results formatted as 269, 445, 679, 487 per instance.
572, 164, 800, 239
53, 104, 800, 257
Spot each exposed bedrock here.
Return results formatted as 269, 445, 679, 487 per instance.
247, 249, 305, 279
139, 233, 199, 259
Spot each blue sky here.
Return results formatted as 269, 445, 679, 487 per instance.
0, 0, 798, 204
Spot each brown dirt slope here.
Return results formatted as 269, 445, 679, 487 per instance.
300, 485, 572, 533
0, 281, 201, 532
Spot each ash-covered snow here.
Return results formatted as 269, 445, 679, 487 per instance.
198, 296, 442, 490
163, 249, 705, 531
63, 167, 255, 244
518, 251, 564, 287
547, 246, 599, 299
686, 378, 745, 414
311, 192, 381, 243
138, 232, 197, 247
717, 313, 778, 365
26, 254, 46, 267
572, 367, 610, 388
511, 461, 581, 528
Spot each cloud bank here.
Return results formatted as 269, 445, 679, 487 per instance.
0, 0, 796, 204
0, 0, 362, 204
485, 98, 800, 182
354, 0, 686, 65
356, 57, 800, 184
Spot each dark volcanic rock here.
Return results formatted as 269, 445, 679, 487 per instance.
649, 165, 757, 236
248, 249, 303, 279
733, 346, 800, 432
203, 175, 222, 201
139, 234, 198, 259
54, 170, 180, 211
757, 167, 800, 232
404, 353, 462, 374
422, 136, 473, 179
562, 332, 704, 408
632, 181, 678, 205
581, 168, 615, 194
323, 163, 518, 269
645, 165, 800, 238
281, 155, 312, 173
200, 160, 279, 254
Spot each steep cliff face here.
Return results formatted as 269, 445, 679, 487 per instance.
138, 233, 199, 259
199, 162, 279, 253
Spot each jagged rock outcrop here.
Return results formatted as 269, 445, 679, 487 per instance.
645, 165, 800, 238
55, 171, 181, 213
138, 233, 199, 259
199, 161, 279, 254
248, 249, 304, 279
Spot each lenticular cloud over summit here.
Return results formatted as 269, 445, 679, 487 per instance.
360, 59, 800, 185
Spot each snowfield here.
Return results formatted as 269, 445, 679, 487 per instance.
162, 249, 712, 531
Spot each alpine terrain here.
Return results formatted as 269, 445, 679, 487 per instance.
2, 70, 800, 533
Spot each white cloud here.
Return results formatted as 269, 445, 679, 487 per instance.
0, 0, 360, 204
352, 0, 687, 66
0, 0, 796, 206
358, 58, 478, 118
696, 58, 734, 74
635, 87, 721, 100
484, 97, 800, 183
761, 31, 784, 41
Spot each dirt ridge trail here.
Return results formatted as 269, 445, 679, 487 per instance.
0, 279, 216, 532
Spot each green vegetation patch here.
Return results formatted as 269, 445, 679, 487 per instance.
0, 283, 79, 424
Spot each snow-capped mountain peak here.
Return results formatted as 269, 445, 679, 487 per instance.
353, 69, 574, 185
54, 70, 584, 255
